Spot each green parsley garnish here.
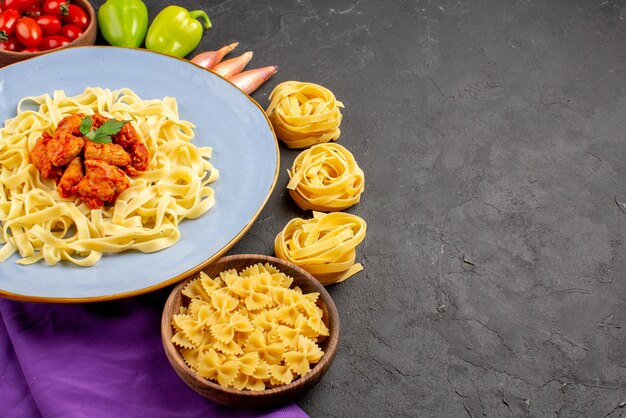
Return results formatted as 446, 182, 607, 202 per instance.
79, 115, 128, 144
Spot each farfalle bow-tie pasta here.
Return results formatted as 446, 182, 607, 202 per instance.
287, 143, 364, 211
171, 263, 328, 390
274, 212, 367, 285
266, 81, 344, 149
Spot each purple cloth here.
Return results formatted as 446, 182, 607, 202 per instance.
0, 288, 307, 418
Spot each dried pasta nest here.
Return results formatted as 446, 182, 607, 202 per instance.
274, 212, 367, 285
287, 143, 364, 212
266, 81, 344, 149
171, 263, 328, 391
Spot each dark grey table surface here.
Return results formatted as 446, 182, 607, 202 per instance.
90, 0, 626, 416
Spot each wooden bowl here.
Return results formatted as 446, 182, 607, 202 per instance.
0, 0, 97, 68
161, 254, 340, 408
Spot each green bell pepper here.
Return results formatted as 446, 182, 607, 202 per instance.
145, 6, 212, 58
98, 0, 149, 48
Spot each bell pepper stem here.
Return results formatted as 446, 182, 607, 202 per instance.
189, 10, 212, 31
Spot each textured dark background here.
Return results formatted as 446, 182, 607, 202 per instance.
90, 0, 626, 416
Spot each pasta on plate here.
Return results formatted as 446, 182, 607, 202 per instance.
0, 87, 218, 266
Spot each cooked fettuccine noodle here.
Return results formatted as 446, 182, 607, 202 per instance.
0, 87, 218, 266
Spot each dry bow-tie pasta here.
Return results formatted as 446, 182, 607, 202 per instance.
274, 212, 367, 285
172, 263, 328, 390
287, 143, 364, 212
266, 81, 344, 149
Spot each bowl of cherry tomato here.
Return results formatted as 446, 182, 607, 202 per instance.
0, 0, 96, 67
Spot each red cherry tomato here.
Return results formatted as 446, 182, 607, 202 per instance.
24, 4, 43, 18
0, 4, 4, 13
42, 0, 70, 18
59, 24, 82, 41
39, 34, 69, 50
0, 35, 23, 51
15, 17, 42, 48
21, 46, 39, 52
62, 4, 88, 30
35, 15, 61, 36
0, 9, 21, 40
4, 0, 40, 13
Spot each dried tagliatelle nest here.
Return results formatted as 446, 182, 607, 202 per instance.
274, 212, 367, 285
266, 81, 344, 149
171, 263, 328, 390
287, 143, 364, 212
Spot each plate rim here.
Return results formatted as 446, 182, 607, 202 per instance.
0, 46, 280, 304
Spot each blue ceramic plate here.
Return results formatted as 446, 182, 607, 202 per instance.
0, 47, 279, 302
